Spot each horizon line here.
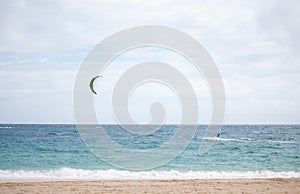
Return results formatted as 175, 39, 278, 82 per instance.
1, 123, 300, 125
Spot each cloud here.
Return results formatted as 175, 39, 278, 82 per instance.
0, 0, 258, 52
0, 0, 299, 123
256, 0, 300, 53
0, 59, 77, 123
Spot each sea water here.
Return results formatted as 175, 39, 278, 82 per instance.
0, 124, 299, 179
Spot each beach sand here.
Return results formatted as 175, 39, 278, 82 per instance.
1, 179, 299, 194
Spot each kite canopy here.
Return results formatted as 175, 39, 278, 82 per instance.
89, 75, 102, 95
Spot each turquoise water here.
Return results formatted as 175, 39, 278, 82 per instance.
0, 124, 299, 179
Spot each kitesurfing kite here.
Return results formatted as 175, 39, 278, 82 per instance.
89, 75, 102, 95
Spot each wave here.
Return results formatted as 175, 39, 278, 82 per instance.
0, 126, 12, 129
0, 168, 299, 180
267, 140, 297, 144
202, 137, 245, 142
203, 138, 297, 144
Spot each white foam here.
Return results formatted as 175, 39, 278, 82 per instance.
0, 126, 12, 129
203, 137, 245, 142
0, 168, 299, 180
268, 140, 296, 144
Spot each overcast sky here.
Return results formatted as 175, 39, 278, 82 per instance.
0, 0, 299, 124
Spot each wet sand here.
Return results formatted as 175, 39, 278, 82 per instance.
1, 178, 299, 194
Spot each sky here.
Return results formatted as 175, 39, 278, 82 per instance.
0, 0, 299, 124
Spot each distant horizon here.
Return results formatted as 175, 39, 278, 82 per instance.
1, 122, 300, 125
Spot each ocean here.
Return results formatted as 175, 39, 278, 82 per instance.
0, 124, 299, 179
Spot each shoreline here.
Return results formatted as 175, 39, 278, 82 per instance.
1, 178, 300, 193
1, 168, 299, 180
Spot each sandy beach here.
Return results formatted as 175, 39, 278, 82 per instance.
1, 179, 299, 194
